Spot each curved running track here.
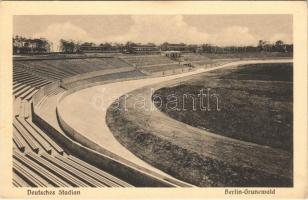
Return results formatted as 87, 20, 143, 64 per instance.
57, 59, 292, 182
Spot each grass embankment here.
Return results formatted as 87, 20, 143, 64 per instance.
154, 63, 293, 152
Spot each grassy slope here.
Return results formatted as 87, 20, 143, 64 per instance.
154, 63, 293, 152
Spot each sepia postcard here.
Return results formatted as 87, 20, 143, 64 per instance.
0, 1, 307, 199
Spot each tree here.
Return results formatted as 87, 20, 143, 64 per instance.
160, 42, 169, 51
100, 42, 112, 50
275, 40, 286, 52
258, 40, 267, 52
201, 44, 213, 53
60, 39, 78, 53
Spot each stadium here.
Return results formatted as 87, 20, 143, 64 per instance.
12, 15, 293, 187
12, 48, 293, 187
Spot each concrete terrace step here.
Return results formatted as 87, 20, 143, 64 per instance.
14, 85, 33, 98
13, 76, 40, 84
26, 151, 89, 187
65, 155, 132, 187
13, 158, 50, 187
13, 97, 21, 117
13, 149, 70, 187
25, 118, 64, 155
16, 117, 53, 154
13, 84, 31, 95
41, 153, 107, 187
32, 80, 51, 88
13, 171, 31, 187
13, 82, 24, 90
20, 87, 37, 100
24, 89, 39, 101
13, 119, 40, 153
13, 129, 27, 152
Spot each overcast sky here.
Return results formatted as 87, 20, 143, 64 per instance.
14, 15, 292, 50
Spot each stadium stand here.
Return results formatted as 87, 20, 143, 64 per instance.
12, 56, 146, 187
141, 64, 187, 73
120, 55, 177, 67
181, 53, 210, 62
11, 53, 209, 187
14, 57, 134, 81
179, 53, 216, 67
13, 66, 51, 100
13, 98, 133, 187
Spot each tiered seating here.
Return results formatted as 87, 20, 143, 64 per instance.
142, 64, 186, 73
121, 55, 176, 67
14, 117, 43, 153
14, 61, 73, 80
13, 126, 27, 153
182, 53, 209, 61
58, 155, 131, 187
25, 118, 64, 154
81, 58, 111, 69
13, 67, 51, 100
41, 153, 110, 187
13, 55, 202, 187
13, 98, 133, 187
13, 148, 133, 187
100, 57, 132, 68
120, 55, 190, 74
13, 150, 69, 187
13, 148, 132, 187
63, 70, 145, 89
13, 171, 31, 187
53, 59, 102, 74
46, 87, 65, 97
13, 155, 51, 187
13, 104, 65, 155
12, 56, 141, 187
14, 97, 31, 119
14, 57, 134, 83
181, 54, 213, 66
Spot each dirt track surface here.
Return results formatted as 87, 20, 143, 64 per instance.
57, 59, 292, 187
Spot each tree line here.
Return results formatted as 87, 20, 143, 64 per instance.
13, 35, 293, 54
59, 39, 293, 54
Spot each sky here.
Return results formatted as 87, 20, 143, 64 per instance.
14, 15, 292, 51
